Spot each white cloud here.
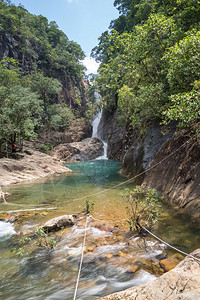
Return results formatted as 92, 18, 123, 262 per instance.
82, 57, 100, 74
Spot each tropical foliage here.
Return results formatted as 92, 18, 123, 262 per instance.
123, 186, 162, 232
92, 0, 200, 131
0, 0, 90, 156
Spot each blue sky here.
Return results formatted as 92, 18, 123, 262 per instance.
12, 0, 119, 73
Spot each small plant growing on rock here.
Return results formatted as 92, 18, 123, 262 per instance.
85, 199, 95, 214
123, 186, 162, 233
11, 228, 57, 257
11, 235, 32, 257
35, 227, 57, 249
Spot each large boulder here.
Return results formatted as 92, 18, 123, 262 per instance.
51, 137, 104, 162
99, 249, 200, 300
42, 215, 75, 232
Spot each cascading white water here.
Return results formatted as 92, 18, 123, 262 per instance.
0, 221, 16, 241
92, 103, 108, 160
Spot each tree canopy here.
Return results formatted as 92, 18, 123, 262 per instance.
92, 0, 200, 131
0, 0, 90, 156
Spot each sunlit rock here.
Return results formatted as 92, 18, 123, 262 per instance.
42, 215, 75, 232
99, 249, 200, 300
159, 254, 183, 272
51, 137, 104, 162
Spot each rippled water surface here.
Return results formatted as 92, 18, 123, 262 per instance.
0, 159, 200, 300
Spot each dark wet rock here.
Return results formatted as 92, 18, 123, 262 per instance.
142, 129, 200, 218
125, 264, 140, 274
99, 249, 200, 300
98, 109, 126, 161
98, 108, 174, 173
42, 215, 75, 232
51, 137, 104, 162
120, 125, 174, 183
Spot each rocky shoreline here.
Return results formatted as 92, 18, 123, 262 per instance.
4, 211, 199, 300
0, 137, 105, 187
0, 148, 71, 187
99, 248, 200, 300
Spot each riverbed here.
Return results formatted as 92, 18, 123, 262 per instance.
0, 159, 200, 299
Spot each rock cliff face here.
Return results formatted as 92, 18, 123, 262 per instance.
97, 109, 127, 161
142, 129, 200, 218
120, 126, 174, 184
0, 32, 89, 115
98, 108, 174, 182
99, 108, 200, 218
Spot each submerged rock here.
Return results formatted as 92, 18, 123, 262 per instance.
42, 215, 75, 232
159, 254, 182, 272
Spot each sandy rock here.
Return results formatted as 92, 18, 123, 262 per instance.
99, 249, 200, 300
42, 215, 75, 232
0, 148, 71, 186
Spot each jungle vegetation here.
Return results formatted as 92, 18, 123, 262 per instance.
92, 0, 200, 132
0, 0, 88, 156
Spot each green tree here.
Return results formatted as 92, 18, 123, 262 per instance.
0, 85, 42, 152
30, 72, 62, 128
163, 87, 200, 127
123, 186, 162, 232
48, 103, 74, 131
163, 31, 200, 93
94, 2, 200, 131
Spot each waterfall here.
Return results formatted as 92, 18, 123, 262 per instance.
92, 107, 108, 160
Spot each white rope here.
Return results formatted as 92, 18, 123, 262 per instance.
73, 216, 89, 300
141, 226, 200, 264
90, 215, 200, 264
3, 138, 190, 209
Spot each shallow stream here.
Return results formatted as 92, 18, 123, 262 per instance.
0, 159, 200, 299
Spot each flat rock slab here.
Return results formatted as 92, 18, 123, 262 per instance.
0, 148, 71, 186
42, 215, 75, 232
99, 249, 200, 300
